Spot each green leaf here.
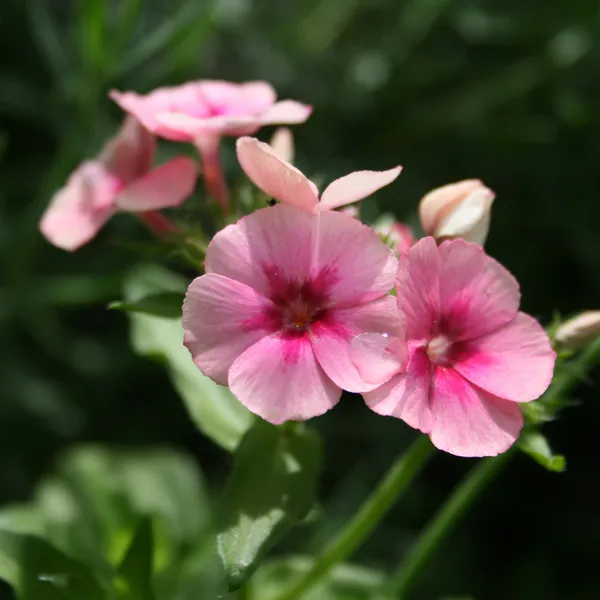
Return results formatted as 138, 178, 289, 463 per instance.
252, 556, 386, 600
218, 421, 322, 591
109, 291, 185, 319
125, 265, 253, 452
116, 518, 156, 600
518, 430, 566, 472
0, 530, 105, 600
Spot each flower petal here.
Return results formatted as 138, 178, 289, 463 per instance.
363, 345, 433, 433
452, 312, 555, 402
196, 80, 276, 115
395, 237, 441, 341
310, 296, 402, 393
438, 239, 519, 340
183, 273, 277, 386
313, 210, 397, 305
98, 116, 156, 184
205, 204, 314, 297
429, 366, 523, 457
320, 166, 402, 210
115, 156, 198, 211
259, 100, 313, 125
236, 137, 319, 212
228, 332, 341, 424
39, 161, 117, 251
350, 333, 407, 385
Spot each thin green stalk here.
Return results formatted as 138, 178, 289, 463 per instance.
388, 450, 513, 598
273, 435, 435, 600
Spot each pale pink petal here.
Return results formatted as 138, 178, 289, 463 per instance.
259, 100, 313, 125
419, 179, 483, 236
115, 157, 198, 211
228, 332, 340, 424
236, 137, 319, 212
183, 273, 277, 386
320, 167, 402, 210
310, 296, 402, 393
429, 367, 523, 457
197, 80, 276, 115
313, 210, 397, 305
363, 344, 433, 433
269, 127, 294, 164
395, 237, 441, 342
438, 239, 519, 340
98, 116, 155, 183
157, 112, 263, 138
349, 332, 406, 386
206, 205, 313, 297
39, 161, 117, 251
452, 312, 555, 402
110, 90, 198, 142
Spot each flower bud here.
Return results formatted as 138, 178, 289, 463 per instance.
419, 179, 495, 246
269, 127, 294, 164
374, 219, 415, 255
554, 311, 600, 350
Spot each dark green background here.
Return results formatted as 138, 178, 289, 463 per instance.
1, 1, 599, 598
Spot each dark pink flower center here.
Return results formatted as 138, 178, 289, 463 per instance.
261, 264, 337, 337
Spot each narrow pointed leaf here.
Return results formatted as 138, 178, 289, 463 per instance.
109, 291, 185, 319
116, 518, 156, 600
518, 430, 566, 472
218, 421, 322, 590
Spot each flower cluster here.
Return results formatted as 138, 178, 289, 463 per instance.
40, 78, 557, 457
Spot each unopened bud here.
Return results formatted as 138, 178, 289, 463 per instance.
419, 179, 495, 246
555, 311, 600, 350
269, 127, 294, 164
374, 218, 415, 255
339, 204, 360, 219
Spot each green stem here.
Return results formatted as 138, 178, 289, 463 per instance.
388, 450, 513, 598
273, 435, 435, 600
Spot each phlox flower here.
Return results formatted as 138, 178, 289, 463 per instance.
236, 137, 402, 213
40, 117, 197, 251
111, 81, 311, 213
374, 220, 415, 255
352, 237, 556, 457
182, 204, 398, 424
110, 81, 311, 143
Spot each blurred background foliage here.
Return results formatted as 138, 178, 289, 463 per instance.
1, 0, 600, 598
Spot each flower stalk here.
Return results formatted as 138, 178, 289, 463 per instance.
272, 435, 435, 600
195, 135, 230, 214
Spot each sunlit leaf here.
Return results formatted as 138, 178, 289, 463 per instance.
0, 530, 105, 600
124, 265, 254, 452
218, 421, 322, 591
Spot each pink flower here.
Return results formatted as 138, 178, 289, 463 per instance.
110, 81, 312, 143
236, 137, 402, 213
182, 204, 398, 424
352, 237, 556, 457
374, 220, 415, 255
40, 117, 198, 251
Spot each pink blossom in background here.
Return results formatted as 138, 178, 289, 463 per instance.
236, 137, 402, 213
111, 81, 310, 214
351, 237, 556, 457
40, 117, 197, 251
110, 81, 312, 143
183, 204, 399, 424
374, 220, 415, 255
